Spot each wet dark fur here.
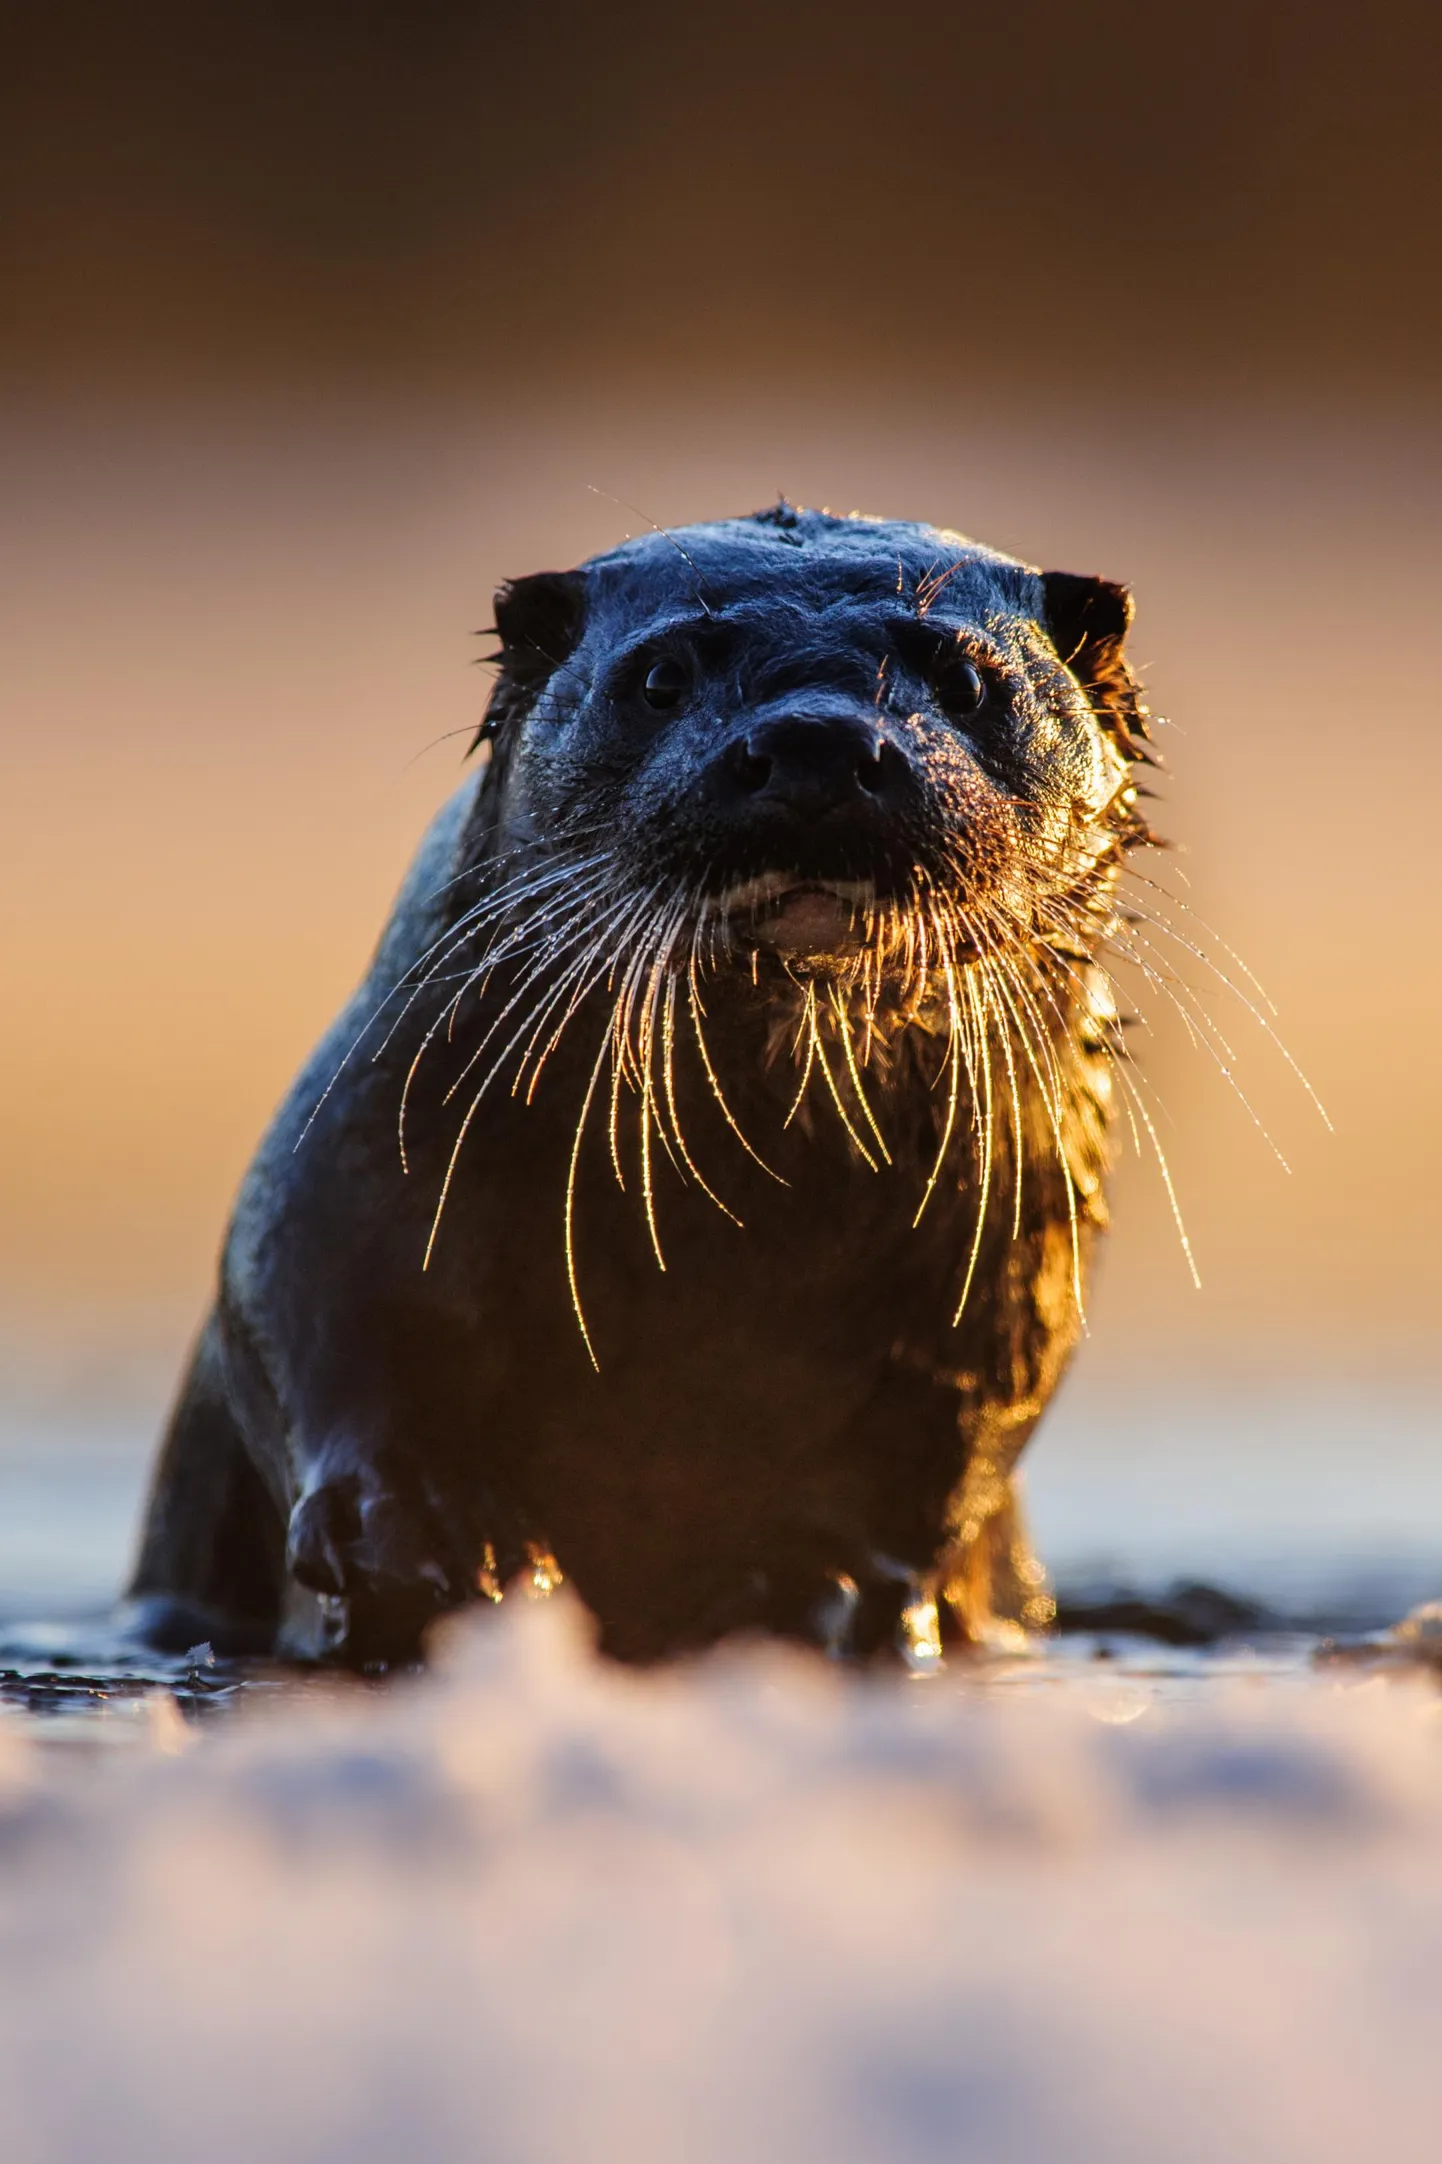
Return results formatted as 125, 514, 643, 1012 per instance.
125, 506, 1152, 1665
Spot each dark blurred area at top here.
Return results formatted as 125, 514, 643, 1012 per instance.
2, 0, 1438, 403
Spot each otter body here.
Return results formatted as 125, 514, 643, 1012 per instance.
127, 507, 1150, 1664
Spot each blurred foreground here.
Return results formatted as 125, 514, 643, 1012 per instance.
1, 1593, 1440, 2164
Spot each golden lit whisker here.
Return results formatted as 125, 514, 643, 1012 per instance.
662, 970, 743, 1226
786, 968, 812, 1060
1019, 899, 1205, 1301
986, 929, 1077, 1136
829, 982, 892, 1165
1121, 869, 1280, 1017
1108, 915, 1246, 1060
912, 901, 933, 988
1033, 911, 1142, 1067
808, 992, 881, 1172
974, 933, 1085, 1322
636, 1000, 664, 1270
855, 934, 875, 1065
973, 916, 1069, 1135
636, 896, 693, 1183
1114, 907, 1329, 1132
1102, 927, 1294, 1173
603, 896, 686, 1195
420, 892, 659, 1269
948, 964, 998, 1325
605, 912, 667, 1198
606, 999, 630, 1192
1021, 928, 1190, 1262
857, 914, 889, 1065
562, 1021, 616, 1371
1070, 860, 1328, 1134
1025, 919, 1209, 1294
1110, 1051, 1202, 1291
685, 938, 788, 1184
973, 946, 1026, 1241
610, 942, 648, 1197
912, 925, 968, 1227
898, 908, 918, 990
560, 885, 703, 1363
783, 979, 820, 1128
629, 897, 697, 1270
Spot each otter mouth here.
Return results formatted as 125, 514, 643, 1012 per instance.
715, 871, 876, 957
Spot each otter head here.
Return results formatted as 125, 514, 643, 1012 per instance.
478, 505, 1148, 988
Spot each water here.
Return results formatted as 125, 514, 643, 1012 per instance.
5, 1366, 1438, 1624
0, 1370, 1436, 1745
1024, 1370, 1442, 1628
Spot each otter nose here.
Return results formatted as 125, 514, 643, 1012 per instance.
720, 717, 901, 818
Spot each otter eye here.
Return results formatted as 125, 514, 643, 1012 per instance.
933, 654, 987, 719
641, 656, 690, 711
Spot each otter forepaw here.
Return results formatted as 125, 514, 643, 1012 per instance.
287, 1468, 471, 1610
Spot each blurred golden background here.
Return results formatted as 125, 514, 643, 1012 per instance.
2, 2, 1439, 1604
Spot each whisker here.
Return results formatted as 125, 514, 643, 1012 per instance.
829, 983, 892, 1165
974, 929, 1084, 1322
1121, 869, 1280, 1015
686, 942, 789, 1184
912, 934, 967, 1227
1110, 904, 1331, 1131
783, 981, 820, 1129
809, 992, 882, 1172
661, 964, 743, 1227
950, 962, 997, 1326
563, 1023, 615, 1370
1099, 928, 1293, 1173
419, 886, 660, 1264
1112, 1053, 1202, 1289
976, 948, 1025, 1240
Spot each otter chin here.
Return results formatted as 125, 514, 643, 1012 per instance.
124, 503, 1155, 1670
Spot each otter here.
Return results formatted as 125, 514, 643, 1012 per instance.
124, 505, 1154, 1666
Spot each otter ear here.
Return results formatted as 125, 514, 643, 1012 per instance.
493, 568, 588, 686
474, 568, 587, 754
1041, 570, 1134, 671
1041, 569, 1152, 761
